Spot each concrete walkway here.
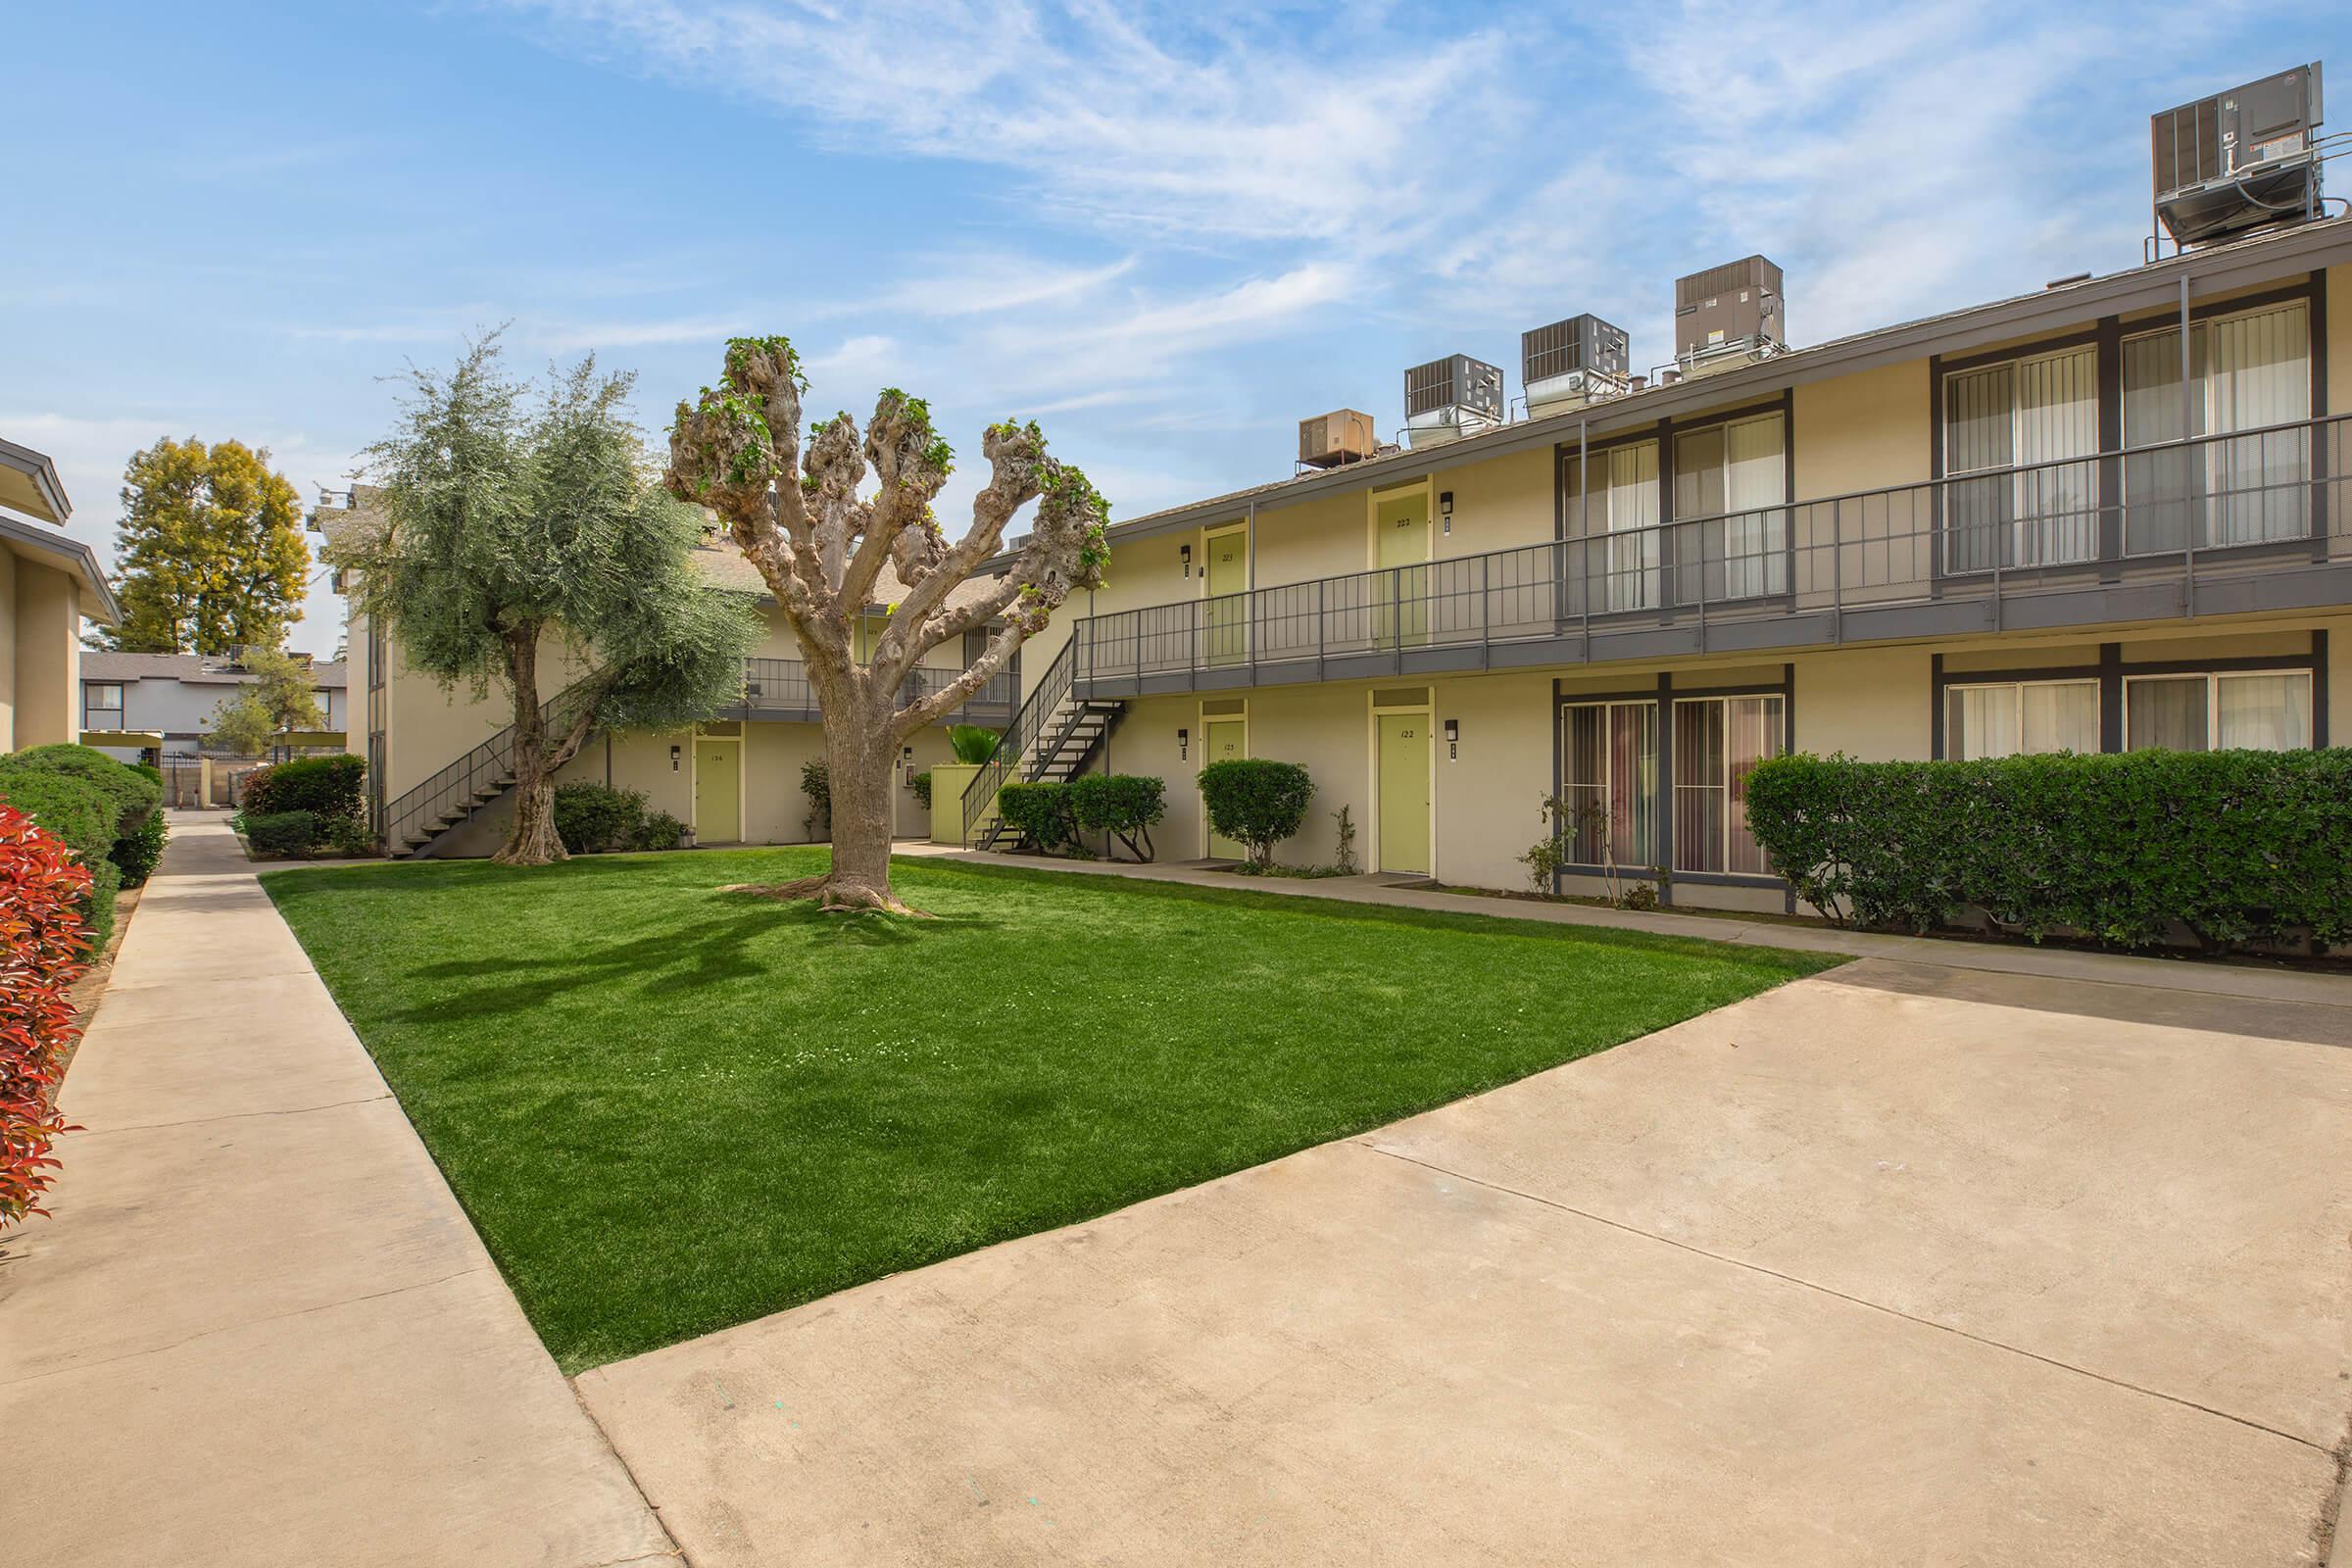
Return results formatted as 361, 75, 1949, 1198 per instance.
579, 955, 2352, 1565
0, 814, 676, 1568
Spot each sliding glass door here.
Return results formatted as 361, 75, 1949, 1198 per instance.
2123, 302, 2310, 553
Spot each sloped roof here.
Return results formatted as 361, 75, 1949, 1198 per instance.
80, 651, 346, 688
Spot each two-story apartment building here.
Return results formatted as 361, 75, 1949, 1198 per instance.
992, 216, 2352, 911
320, 489, 1017, 857
81, 651, 347, 760
1, 435, 120, 750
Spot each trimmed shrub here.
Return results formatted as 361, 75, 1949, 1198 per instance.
996, 780, 1078, 853
1198, 759, 1313, 869
244, 810, 320, 858
243, 755, 365, 822
113, 808, 170, 887
318, 812, 375, 858
800, 759, 830, 840
1744, 749, 2352, 953
0, 746, 159, 945
948, 724, 1001, 764
1, 805, 92, 1227
553, 783, 649, 855
1068, 773, 1165, 861
634, 810, 688, 852
910, 770, 933, 809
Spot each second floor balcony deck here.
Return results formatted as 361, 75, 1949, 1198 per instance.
719, 657, 1018, 726
1069, 414, 2352, 694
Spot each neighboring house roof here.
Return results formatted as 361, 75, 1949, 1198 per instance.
0, 434, 71, 525
1063, 213, 2352, 548
80, 651, 347, 688
0, 511, 120, 622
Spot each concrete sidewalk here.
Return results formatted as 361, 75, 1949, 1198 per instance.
0, 813, 675, 1568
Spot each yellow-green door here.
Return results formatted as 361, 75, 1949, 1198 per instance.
1378, 713, 1431, 874
1203, 718, 1247, 858
1374, 492, 1431, 647
1204, 528, 1248, 666
694, 739, 740, 844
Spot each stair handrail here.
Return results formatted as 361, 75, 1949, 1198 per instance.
961, 639, 1073, 848
380, 681, 583, 855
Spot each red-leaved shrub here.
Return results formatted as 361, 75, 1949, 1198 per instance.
1, 803, 91, 1226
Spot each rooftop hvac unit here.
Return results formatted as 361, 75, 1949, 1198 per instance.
1298, 409, 1378, 469
1674, 256, 1785, 378
1403, 354, 1504, 449
1522, 314, 1631, 418
2152, 63, 2325, 248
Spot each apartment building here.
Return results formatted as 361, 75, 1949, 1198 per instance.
0, 435, 120, 750
993, 209, 2352, 910
319, 491, 1017, 857
80, 650, 347, 760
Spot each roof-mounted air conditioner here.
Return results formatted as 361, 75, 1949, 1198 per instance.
1522, 314, 1631, 419
1404, 354, 1503, 449
1298, 409, 1378, 469
1674, 256, 1785, 379
2152, 63, 2325, 248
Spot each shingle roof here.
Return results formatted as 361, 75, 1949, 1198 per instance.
80, 651, 346, 688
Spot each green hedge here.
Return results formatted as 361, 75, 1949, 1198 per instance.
1743, 749, 2352, 953
244, 755, 366, 822
0, 744, 164, 946
1198, 759, 1312, 869
1068, 773, 1165, 861
245, 810, 320, 858
995, 780, 1078, 853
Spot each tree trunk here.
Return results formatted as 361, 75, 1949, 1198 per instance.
493, 628, 569, 866
729, 689, 918, 913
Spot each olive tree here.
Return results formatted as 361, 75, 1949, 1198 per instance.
338, 338, 761, 864
665, 336, 1108, 912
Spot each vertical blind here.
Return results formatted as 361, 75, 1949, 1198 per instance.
1671, 694, 1784, 874
1943, 347, 2097, 571
2123, 303, 2310, 551
1561, 701, 1656, 866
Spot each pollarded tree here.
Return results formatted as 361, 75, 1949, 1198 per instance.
337, 338, 762, 864
666, 337, 1108, 913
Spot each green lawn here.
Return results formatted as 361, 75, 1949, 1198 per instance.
264, 849, 1838, 1372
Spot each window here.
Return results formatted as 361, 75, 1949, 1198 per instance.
2123, 302, 2310, 552
1943, 679, 2099, 760
1673, 413, 1788, 601
1560, 701, 1656, 867
2125, 669, 2312, 752
84, 683, 123, 727
1671, 695, 1784, 875
1563, 440, 1659, 612
1942, 345, 2098, 572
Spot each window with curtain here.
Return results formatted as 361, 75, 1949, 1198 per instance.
83, 683, 123, 727
2122, 301, 2310, 553
1674, 413, 1788, 601
1563, 440, 1660, 612
2124, 668, 2312, 751
1670, 694, 1784, 874
1560, 700, 1657, 866
1942, 346, 2098, 573
1943, 679, 2098, 759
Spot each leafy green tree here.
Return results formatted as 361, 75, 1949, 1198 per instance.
205, 648, 326, 758
103, 437, 310, 654
665, 336, 1108, 913
333, 337, 761, 865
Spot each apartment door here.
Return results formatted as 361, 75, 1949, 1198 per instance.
1203, 716, 1247, 858
1373, 490, 1432, 647
1377, 711, 1432, 874
693, 735, 742, 844
1203, 525, 1248, 666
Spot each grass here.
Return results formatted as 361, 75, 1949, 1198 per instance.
264, 847, 1838, 1372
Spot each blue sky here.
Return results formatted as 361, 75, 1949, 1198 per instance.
8, 3, 2344, 654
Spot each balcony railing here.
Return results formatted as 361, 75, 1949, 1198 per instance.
1071, 413, 2352, 689
723, 656, 1018, 724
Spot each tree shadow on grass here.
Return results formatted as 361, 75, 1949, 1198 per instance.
388, 890, 1004, 1022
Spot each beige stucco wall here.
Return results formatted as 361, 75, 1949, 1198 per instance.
13, 558, 81, 749
0, 546, 18, 752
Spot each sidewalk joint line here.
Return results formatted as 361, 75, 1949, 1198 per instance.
1355, 1141, 2332, 1455
63, 1093, 394, 1138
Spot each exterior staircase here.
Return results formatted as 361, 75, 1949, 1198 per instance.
960, 643, 1124, 850
380, 686, 573, 859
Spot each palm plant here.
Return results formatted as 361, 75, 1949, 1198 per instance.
948, 724, 1001, 764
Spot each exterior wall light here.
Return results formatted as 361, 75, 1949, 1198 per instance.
1444, 718, 1459, 760
1439, 491, 1455, 535
1180, 543, 1193, 578
1177, 726, 1190, 760
669, 744, 682, 771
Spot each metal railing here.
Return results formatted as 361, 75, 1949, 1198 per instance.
728, 656, 1017, 722
960, 639, 1073, 848
382, 683, 581, 855
1071, 413, 2351, 685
